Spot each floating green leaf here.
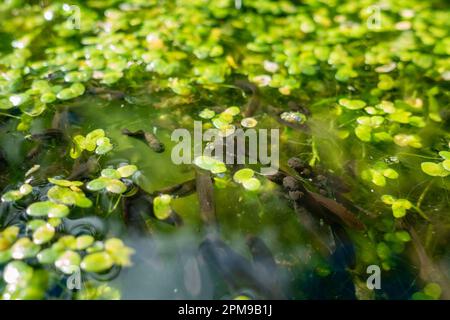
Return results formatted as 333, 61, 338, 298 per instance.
101, 168, 121, 179
86, 177, 110, 191
1, 183, 33, 202
47, 185, 92, 208
233, 168, 255, 183
105, 179, 127, 194
55, 250, 81, 274
48, 178, 83, 187
339, 99, 366, 110
32, 224, 55, 245
26, 201, 69, 218
11, 238, 40, 259
3, 261, 33, 285
424, 283, 442, 300
153, 194, 172, 220
241, 117, 258, 128
199, 108, 215, 119
193, 156, 227, 174
105, 238, 134, 266
117, 165, 138, 178
242, 178, 261, 191
37, 248, 61, 265
421, 162, 449, 177
81, 251, 114, 273
75, 235, 95, 250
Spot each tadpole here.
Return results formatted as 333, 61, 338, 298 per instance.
195, 169, 216, 227
122, 128, 165, 153
235, 79, 261, 117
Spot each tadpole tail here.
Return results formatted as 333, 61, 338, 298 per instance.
246, 235, 286, 299
195, 169, 217, 228
330, 223, 356, 270
152, 179, 196, 198
199, 235, 284, 299
234, 79, 261, 117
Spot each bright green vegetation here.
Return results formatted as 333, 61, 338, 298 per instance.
0, 0, 449, 300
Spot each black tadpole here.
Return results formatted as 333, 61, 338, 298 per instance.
199, 235, 285, 299
268, 169, 365, 231
87, 87, 125, 100
195, 169, 217, 227
235, 79, 261, 117
67, 157, 99, 180
152, 179, 196, 198
122, 128, 165, 153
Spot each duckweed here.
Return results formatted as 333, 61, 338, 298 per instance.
153, 194, 172, 220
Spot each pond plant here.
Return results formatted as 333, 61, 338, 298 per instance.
0, 0, 449, 300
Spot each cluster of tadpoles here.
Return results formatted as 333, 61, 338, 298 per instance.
8, 80, 449, 299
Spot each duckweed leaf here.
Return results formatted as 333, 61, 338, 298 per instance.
117, 165, 137, 178
55, 250, 81, 274
70, 129, 112, 158
439, 151, 450, 160
47, 186, 92, 208
242, 178, 261, 191
376, 242, 391, 260
355, 125, 372, 142
0, 226, 19, 251
233, 168, 254, 183
105, 238, 134, 266
421, 162, 449, 177
56, 236, 77, 250
395, 231, 411, 242
339, 99, 366, 110
223, 106, 240, 116
11, 238, 40, 259
81, 251, 114, 273
20, 184, 33, 195
193, 156, 227, 174
1, 190, 23, 202
101, 168, 121, 179
87, 177, 110, 191
105, 179, 127, 194
37, 248, 61, 265
48, 178, 83, 187
370, 170, 386, 186
212, 117, 231, 129
40, 92, 56, 103
0, 98, 14, 110
241, 117, 258, 128
3, 261, 33, 285
9, 94, 30, 107
86, 129, 105, 143
391, 199, 412, 218
443, 160, 450, 171
57, 83, 85, 100
32, 224, 55, 245
383, 169, 399, 179
394, 134, 422, 148
1, 183, 33, 202
199, 108, 215, 119
26, 201, 69, 218
381, 195, 395, 205
75, 235, 95, 250
153, 194, 172, 220
424, 283, 442, 300
95, 137, 113, 154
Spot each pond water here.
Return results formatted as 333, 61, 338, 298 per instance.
0, 0, 449, 300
